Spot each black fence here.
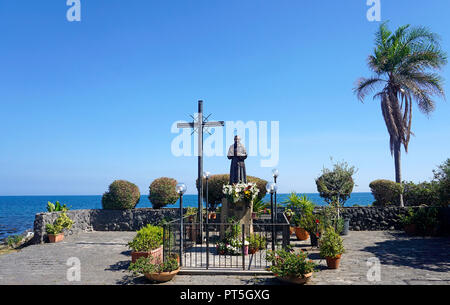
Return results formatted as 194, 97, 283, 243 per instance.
162, 217, 291, 270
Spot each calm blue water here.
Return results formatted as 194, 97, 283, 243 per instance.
0, 193, 374, 240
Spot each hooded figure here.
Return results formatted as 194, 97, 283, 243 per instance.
227, 136, 247, 184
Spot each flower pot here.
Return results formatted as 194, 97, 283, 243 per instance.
249, 248, 258, 255
325, 255, 342, 269
295, 227, 310, 241
289, 226, 296, 235
144, 268, 180, 283
243, 245, 249, 256
131, 246, 163, 263
278, 272, 313, 285
404, 224, 417, 236
208, 213, 216, 220
48, 233, 64, 243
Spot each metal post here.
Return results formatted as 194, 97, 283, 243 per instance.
198, 100, 203, 244
242, 224, 245, 270
274, 176, 277, 223
271, 192, 275, 251
179, 194, 183, 267
205, 177, 209, 225
206, 223, 209, 269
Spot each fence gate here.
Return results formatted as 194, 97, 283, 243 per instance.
163, 217, 291, 271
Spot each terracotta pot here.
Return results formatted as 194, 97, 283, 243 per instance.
278, 272, 313, 285
145, 268, 180, 283
404, 224, 417, 236
209, 213, 217, 220
295, 227, 310, 241
249, 248, 258, 254
48, 233, 64, 243
131, 246, 163, 263
325, 255, 342, 269
289, 226, 296, 235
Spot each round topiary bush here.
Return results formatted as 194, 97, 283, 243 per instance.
149, 177, 178, 209
369, 179, 403, 207
102, 180, 141, 210
198, 174, 268, 210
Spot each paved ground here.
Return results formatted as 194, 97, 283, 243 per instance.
0, 231, 449, 285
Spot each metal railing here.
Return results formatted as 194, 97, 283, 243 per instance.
163, 218, 291, 270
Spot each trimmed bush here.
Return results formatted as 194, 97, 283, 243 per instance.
127, 224, 163, 252
403, 181, 440, 206
102, 180, 141, 210
369, 179, 402, 207
149, 177, 178, 209
198, 174, 268, 209
315, 160, 356, 206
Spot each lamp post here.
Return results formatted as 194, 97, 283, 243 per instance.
176, 183, 187, 267
203, 171, 210, 224
266, 182, 278, 251
272, 169, 279, 222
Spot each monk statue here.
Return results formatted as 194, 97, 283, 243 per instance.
227, 135, 247, 184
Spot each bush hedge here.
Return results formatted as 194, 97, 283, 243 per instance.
403, 181, 440, 206
198, 174, 268, 209
369, 179, 402, 207
102, 180, 141, 210
149, 177, 178, 209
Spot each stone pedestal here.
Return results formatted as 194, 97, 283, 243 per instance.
220, 198, 253, 238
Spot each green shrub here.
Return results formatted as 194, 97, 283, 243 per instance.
266, 249, 317, 278
433, 159, 450, 206
403, 181, 440, 206
369, 179, 403, 206
45, 213, 73, 235
102, 180, 141, 210
149, 177, 178, 209
315, 160, 356, 207
127, 224, 163, 252
6, 235, 23, 248
128, 254, 179, 275
401, 207, 440, 235
47, 201, 69, 212
319, 226, 345, 258
246, 233, 267, 251
198, 174, 268, 209
282, 193, 315, 215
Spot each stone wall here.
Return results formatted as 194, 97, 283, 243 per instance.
33, 206, 450, 243
32, 208, 181, 244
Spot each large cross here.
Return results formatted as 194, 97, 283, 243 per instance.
177, 100, 224, 242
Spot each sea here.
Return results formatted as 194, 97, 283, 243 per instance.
0, 193, 374, 240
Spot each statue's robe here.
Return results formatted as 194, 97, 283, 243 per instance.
227, 140, 247, 184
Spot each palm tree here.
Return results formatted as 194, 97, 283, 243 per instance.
354, 22, 447, 207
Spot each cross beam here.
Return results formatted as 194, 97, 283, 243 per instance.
177, 100, 224, 243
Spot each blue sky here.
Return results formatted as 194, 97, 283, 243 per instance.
0, 0, 449, 195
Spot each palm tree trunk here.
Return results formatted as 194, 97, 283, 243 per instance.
393, 139, 405, 207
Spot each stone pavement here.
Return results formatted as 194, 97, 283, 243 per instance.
0, 231, 448, 285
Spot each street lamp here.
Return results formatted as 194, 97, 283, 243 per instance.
176, 183, 187, 266
266, 182, 278, 251
203, 171, 210, 224
272, 169, 279, 222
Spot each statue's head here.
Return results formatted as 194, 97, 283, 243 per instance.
234, 135, 241, 143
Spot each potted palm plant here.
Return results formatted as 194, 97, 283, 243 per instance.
45, 212, 73, 243
128, 224, 163, 263
128, 254, 180, 283
319, 226, 345, 269
247, 233, 267, 254
291, 214, 310, 241
266, 249, 317, 285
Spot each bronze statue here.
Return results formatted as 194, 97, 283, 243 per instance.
227, 135, 247, 184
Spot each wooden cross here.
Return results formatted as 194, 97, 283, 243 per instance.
177, 100, 224, 242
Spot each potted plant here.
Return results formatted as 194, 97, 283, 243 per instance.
128, 224, 163, 263
45, 212, 73, 243
266, 249, 317, 285
128, 254, 180, 283
284, 208, 294, 221
247, 233, 267, 254
291, 214, 310, 241
299, 212, 322, 247
319, 226, 345, 269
